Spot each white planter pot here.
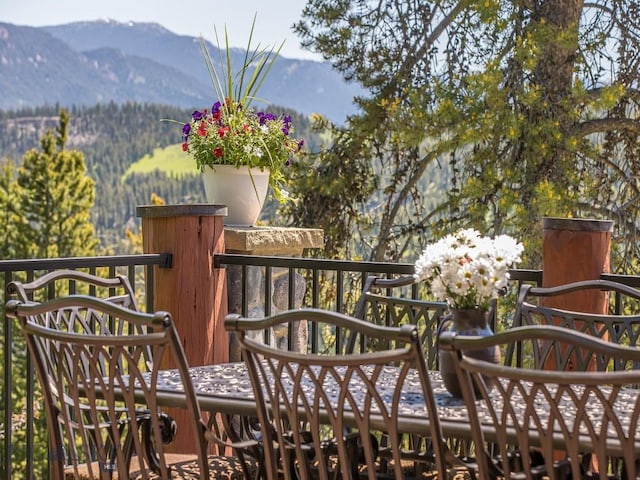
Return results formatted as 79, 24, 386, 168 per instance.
202, 165, 270, 226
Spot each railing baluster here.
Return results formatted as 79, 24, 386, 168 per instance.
2, 271, 13, 480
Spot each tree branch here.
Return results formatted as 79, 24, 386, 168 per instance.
573, 117, 640, 137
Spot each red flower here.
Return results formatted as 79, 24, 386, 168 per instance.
197, 123, 207, 136
218, 126, 229, 137
181, 142, 189, 152
213, 147, 224, 158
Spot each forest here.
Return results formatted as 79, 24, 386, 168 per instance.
1, 1, 639, 273
0, 102, 318, 250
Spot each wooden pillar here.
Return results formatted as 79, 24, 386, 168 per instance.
136, 204, 228, 453
541, 217, 613, 380
542, 217, 613, 312
542, 217, 614, 466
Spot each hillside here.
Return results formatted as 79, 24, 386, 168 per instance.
0, 103, 317, 248
0, 20, 363, 124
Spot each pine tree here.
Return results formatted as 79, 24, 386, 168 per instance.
14, 109, 98, 258
0, 161, 26, 259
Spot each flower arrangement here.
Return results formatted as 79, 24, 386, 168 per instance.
178, 17, 304, 201
414, 229, 524, 310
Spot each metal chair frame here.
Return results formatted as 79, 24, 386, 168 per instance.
225, 308, 450, 480
440, 325, 640, 480
7, 271, 165, 475
352, 275, 448, 367
352, 275, 476, 477
7, 268, 140, 309
510, 279, 640, 370
6, 294, 255, 479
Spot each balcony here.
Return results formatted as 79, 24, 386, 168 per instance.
2, 213, 639, 478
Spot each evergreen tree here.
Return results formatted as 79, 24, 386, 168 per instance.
0, 161, 25, 259
14, 109, 98, 258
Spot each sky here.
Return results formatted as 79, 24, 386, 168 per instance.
0, 0, 321, 61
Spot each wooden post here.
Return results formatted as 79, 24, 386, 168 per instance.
541, 217, 613, 378
542, 217, 613, 465
542, 217, 613, 311
136, 204, 228, 453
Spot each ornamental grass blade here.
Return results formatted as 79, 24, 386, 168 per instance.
199, 34, 226, 105
199, 14, 284, 110
239, 15, 284, 108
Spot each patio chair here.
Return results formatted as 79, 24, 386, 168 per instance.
6, 294, 258, 480
508, 279, 640, 369
351, 275, 448, 366
6, 268, 140, 309
503, 280, 640, 479
439, 324, 640, 480
352, 275, 472, 477
5, 270, 178, 473
225, 308, 450, 480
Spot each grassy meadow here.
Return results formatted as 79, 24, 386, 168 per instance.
124, 143, 200, 179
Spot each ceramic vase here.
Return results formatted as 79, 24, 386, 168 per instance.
438, 307, 500, 398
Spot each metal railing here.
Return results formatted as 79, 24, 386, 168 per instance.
4, 252, 639, 478
217, 253, 420, 315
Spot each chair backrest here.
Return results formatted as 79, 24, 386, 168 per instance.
225, 308, 449, 480
439, 325, 640, 480
351, 275, 448, 367
7, 269, 139, 310
510, 279, 640, 369
7, 270, 153, 375
5, 295, 209, 479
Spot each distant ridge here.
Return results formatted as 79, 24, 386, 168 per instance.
0, 20, 362, 123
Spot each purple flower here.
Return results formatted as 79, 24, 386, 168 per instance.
257, 112, 277, 126
212, 101, 222, 113
192, 110, 204, 121
282, 126, 289, 136
182, 123, 191, 139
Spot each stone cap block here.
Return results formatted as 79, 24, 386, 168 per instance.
224, 226, 324, 256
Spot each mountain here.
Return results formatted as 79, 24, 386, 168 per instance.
0, 20, 362, 123
0, 23, 119, 108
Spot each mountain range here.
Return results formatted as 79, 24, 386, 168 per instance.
0, 20, 363, 123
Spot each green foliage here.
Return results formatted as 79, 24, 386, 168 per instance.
0, 102, 318, 248
202, 14, 283, 111
295, 0, 640, 272
0, 162, 24, 259
13, 110, 97, 258
282, 114, 375, 258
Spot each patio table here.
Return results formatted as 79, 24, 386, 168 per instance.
141, 362, 640, 457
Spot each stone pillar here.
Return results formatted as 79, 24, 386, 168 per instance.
224, 226, 324, 361
136, 204, 227, 453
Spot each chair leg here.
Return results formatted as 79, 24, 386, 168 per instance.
141, 412, 177, 474
217, 413, 266, 480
